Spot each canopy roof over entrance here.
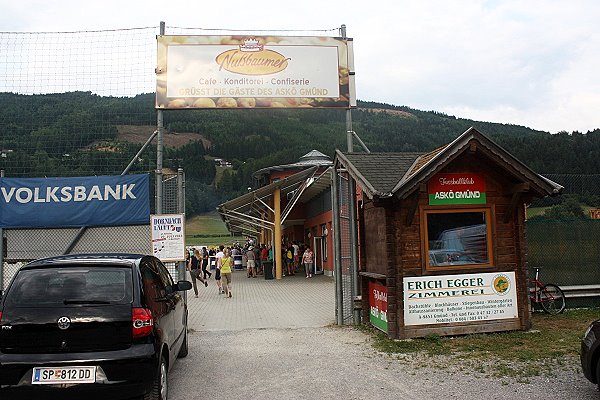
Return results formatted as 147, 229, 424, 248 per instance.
217, 166, 327, 237
253, 150, 332, 182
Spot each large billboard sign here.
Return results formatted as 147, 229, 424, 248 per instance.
0, 174, 150, 228
156, 35, 355, 109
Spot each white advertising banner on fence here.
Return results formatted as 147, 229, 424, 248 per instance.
404, 271, 518, 326
150, 214, 185, 262
156, 35, 354, 109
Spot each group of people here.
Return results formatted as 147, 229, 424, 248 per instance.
185, 240, 316, 299
185, 247, 210, 297
185, 245, 233, 298
282, 241, 315, 278
238, 243, 271, 278
185, 242, 272, 299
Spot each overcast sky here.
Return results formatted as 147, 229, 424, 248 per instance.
2, 0, 599, 134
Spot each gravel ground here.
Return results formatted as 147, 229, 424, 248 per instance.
168, 326, 597, 400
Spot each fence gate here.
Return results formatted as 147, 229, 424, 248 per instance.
160, 170, 186, 281
336, 170, 355, 324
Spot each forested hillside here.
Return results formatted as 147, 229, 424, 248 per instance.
1, 92, 599, 215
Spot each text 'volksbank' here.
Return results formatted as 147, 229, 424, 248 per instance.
0, 184, 137, 204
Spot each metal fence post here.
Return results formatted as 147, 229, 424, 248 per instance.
332, 165, 344, 325
177, 168, 186, 282
0, 169, 4, 293
342, 24, 360, 325
156, 21, 165, 214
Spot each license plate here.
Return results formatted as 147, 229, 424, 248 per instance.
32, 366, 96, 384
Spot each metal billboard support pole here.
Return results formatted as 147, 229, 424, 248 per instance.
0, 169, 4, 294
349, 175, 360, 324
341, 24, 361, 325
177, 168, 185, 282
331, 165, 344, 325
156, 21, 166, 214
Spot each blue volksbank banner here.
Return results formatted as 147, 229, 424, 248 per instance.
0, 174, 150, 228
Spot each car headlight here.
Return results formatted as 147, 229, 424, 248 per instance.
584, 323, 593, 338
584, 321, 598, 340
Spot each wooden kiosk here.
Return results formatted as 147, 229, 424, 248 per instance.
334, 127, 562, 339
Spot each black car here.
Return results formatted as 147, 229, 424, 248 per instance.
581, 319, 600, 387
0, 253, 191, 400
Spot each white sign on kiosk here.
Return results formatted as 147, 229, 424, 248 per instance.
151, 214, 185, 262
404, 272, 518, 326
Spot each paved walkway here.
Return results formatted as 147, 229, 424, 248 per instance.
169, 270, 596, 400
186, 269, 336, 331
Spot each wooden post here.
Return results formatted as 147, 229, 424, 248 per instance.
274, 188, 282, 279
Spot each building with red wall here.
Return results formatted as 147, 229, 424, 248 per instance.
219, 150, 335, 276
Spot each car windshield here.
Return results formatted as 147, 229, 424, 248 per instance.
5, 265, 133, 306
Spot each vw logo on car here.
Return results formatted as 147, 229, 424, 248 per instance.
57, 316, 71, 330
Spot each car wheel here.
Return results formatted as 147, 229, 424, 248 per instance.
144, 355, 167, 400
177, 328, 188, 358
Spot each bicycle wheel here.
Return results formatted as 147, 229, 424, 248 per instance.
539, 284, 566, 314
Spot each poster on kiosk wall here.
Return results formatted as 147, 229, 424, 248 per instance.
404, 272, 518, 326
369, 281, 388, 332
151, 214, 185, 262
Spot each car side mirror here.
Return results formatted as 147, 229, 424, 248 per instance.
175, 280, 192, 291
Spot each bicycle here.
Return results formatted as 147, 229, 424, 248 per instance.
528, 267, 566, 314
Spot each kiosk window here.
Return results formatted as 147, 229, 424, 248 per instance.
424, 209, 493, 270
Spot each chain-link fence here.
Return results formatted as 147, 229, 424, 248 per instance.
1, 171, 183, 291
527, 220, 600, 285
1, 24, 345, 297
160, 171, 186, 281
0, 28, 158, 177
0, 27, 192, 291
337, 171, 354, 324
526, 174, 600, 293
3, 26, 599, 307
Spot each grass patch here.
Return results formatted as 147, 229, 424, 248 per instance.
186, 211, 229, 235
186, 235, 243, 247
527, 206, 549, 218
369, 308, 600, 379
185, 211, 243, 247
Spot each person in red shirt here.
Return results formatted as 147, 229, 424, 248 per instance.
260, 244, 268, 262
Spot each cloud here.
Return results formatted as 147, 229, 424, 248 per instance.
1, 0, 599, 132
